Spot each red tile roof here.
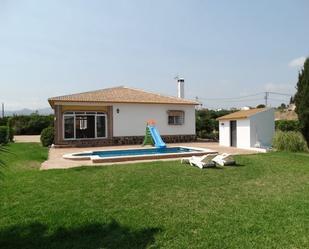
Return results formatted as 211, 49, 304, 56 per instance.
217, 108, 268, 120
48, 86, 198, 107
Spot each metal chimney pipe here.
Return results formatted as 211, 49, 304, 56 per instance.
177, 78, 185, 98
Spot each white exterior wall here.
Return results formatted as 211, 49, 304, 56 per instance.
219, 119, 251, 148
250, 109, 275, 148
112, 103, 196, 137
219, 120, 230, 146
236, 119, 251, 149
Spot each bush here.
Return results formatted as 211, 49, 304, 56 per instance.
7, 127, 14, 142
7, 118, 14, 142
0, 117, 9, 126
272, 131, 308, 152
205, 132, 219, 141
10, 114, 54, 135
275, 120, 300, 132
40, 127, 54, 147
0, 126, 9, 144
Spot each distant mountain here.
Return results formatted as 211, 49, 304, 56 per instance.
4, 107, 53, 116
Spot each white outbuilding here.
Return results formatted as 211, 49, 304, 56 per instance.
217, 108, 275, 150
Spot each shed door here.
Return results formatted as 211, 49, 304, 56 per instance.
230, 120, 237, 147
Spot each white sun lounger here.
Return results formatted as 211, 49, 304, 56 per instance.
181, 154, 218, 169
212, 153, 236, 166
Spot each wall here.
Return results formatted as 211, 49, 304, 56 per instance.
219, 119, 251, 149
250, 109, 275, 148
219, 120, 230, 146
236, 119, 251, 149
112, 103, 196, 137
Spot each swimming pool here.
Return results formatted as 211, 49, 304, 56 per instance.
63, 146, 215, 163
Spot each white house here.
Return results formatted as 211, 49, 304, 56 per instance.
217, 108, 275, 150
48, 83, 198, 147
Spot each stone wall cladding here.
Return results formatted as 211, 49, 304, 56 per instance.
54, 135, 196, 148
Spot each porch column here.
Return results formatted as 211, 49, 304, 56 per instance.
54, 105, 63, 144
107, 106, 113, 139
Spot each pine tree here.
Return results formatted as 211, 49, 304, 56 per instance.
294, 57, 309, 145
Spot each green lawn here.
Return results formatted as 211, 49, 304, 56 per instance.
0, 143, 309, 249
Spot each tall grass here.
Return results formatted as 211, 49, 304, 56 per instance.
272, 131, 308, 152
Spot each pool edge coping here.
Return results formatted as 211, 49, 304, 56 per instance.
63, 146, 217, 163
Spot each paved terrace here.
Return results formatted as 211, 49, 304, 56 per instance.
14, 135, 40, 143
41, 142, 258, 170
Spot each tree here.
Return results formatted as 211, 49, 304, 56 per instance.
280, 103, 286, 109
290, 96, 295, 104
195, 109, 232, 139
294, 57, 309, 145
256, 104, 266, 109
277, 103, 286, 111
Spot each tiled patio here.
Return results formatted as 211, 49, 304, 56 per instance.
41, 142, 258, 170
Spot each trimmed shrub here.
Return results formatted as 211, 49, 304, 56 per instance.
0, 126, 9, 145
40, 127, 54, 147
275, 120, 300, 132
272, 131, 308, 152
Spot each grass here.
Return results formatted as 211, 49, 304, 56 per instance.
0, 143, 309, 249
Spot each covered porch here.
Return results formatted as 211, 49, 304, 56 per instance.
53, 104, 113, 146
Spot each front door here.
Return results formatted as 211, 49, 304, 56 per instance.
230, 120, 237, 147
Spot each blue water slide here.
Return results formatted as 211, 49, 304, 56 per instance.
148, 126, 166, 148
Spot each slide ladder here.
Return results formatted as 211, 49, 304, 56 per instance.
142, 126, 154, 146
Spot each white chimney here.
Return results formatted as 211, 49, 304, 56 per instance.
177, 78, 185, 98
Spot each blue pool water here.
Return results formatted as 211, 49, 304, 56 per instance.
75, 147, 198, 158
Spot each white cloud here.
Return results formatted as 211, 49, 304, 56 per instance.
289, 56, 306, 68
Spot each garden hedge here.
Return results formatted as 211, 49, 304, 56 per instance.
0, 115, 53, 136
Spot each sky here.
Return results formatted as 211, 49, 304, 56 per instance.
0, 0, 308, 110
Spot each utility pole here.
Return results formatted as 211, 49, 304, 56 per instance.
195, 96, 199, 105
1, 103, 4, 118
264, 92, 269, 107
195, 96, 203, 109
195, 96, 199, 109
